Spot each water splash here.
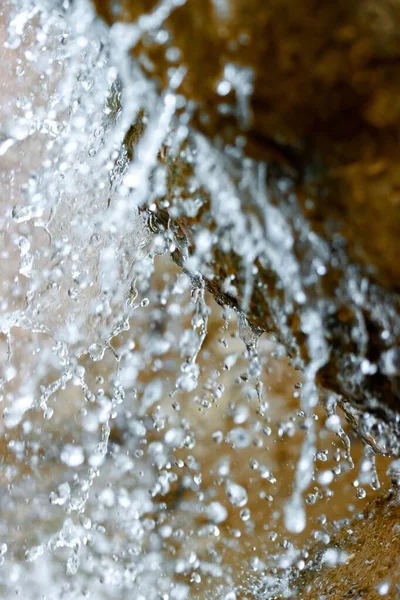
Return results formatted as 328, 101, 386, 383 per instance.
0, 0, 398, 598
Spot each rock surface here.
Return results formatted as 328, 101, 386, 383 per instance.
295, 490, 400, 599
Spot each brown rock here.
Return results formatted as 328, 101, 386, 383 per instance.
295, 490, 400, 599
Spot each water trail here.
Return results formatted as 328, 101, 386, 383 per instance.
1, 1, 398, 598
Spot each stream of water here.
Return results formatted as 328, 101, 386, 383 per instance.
0, 1, 398, 598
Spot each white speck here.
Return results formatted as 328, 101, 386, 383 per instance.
227, 427, 251, 448
164, 428, 185, 448
217, 80, 232, 96
317, 470, 334, 486
382, 348, 400, 376
377, 579, 391, 596
226, 481, 248, 507
60, 444, 84, 467
321, 548, 349, 567
205, 502, 228, 524
49, 482, 71, 506
284, 496, 306, 533
325, 414, 341, 432
25, 545, 44, 562
88, 343, 105, 361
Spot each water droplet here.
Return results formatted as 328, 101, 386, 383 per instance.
0, 544, 8, 556
387, 459, 400, 485
240, 508, 250, 521
356, 487, 366, 499
227, 427, 251, 448
226, 481, 248, 507
284, 496, 306, 534
43, 407, 54, 420
205, 502, 228, 524
49, 482, 71, 506
25, 545, 44, 562
377, 578, 391, 596
321, 548, 349, 567
317, 470, 334, 486
88, 343, 105, 361
60, 444, 85, 467
0, 134, 17, 156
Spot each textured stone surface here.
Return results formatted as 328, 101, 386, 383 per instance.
295, 490, 400, 599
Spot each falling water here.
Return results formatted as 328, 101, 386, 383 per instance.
0, 0, 399, 598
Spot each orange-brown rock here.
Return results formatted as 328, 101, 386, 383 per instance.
295, 490, 400, 599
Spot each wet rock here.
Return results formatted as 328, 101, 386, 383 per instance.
294, 491, 400, 599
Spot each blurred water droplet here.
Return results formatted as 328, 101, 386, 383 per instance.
226, 481, 248, 507
60, 444, 84, 467
0, 135, 16, 156
88, 343, 105, 361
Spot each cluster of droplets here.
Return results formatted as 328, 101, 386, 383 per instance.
0, 0, 399, 598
